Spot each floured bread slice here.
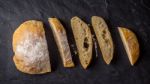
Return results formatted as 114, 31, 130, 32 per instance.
71, 16, 93, 69
48, 18, 74, 67
118, 27, 140, 65
91, 16, 114, 64
13, 20, 51, 74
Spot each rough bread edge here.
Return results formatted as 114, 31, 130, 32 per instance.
91, 16, 114, 64
48, 18, 74, 68
71, 16, 93, 69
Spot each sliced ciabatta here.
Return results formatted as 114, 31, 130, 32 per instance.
13, 20, 51, 74
118, 27, 140, 65
91, 16, 114, 64
48, 18, 74, 67
71, 16, 93, 69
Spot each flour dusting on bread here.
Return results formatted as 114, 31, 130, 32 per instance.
15, 32, 49, 67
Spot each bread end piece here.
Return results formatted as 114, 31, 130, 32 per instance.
118, 27, 140, 66
13, 20, 51, 74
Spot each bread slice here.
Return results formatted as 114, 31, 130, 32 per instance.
118, 27, 140, 65
91, 16, 114, 64
71, 16, 93, 69
48, 18, 74, 67
13, 20, 51, 74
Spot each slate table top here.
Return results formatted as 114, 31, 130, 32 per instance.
0, 0, 150, 84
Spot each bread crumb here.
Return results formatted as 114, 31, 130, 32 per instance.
70, 44, 78, 55
93, 38, 98, 58
74, 50, 78, 55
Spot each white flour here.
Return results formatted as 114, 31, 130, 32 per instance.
15, 32, 50, 66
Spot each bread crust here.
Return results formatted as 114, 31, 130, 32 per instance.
118, 27, 140, 65
91, 16, 114, 64
13, 20, 51, 74
71, 16, 93, 69
48, 18, 74, 67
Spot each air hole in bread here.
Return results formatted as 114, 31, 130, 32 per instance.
85, 60, 88, 64
103, 29, 106, 34
84, 37, 89, 49
98, 22, 102, 25
81, 23, 83, 26
102, 30, 106, 39
101, 24, 104, 28
102, 30, 109, 44
105, 39, 109, 43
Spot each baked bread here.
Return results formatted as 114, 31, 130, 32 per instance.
71, 16, 93, 69
118, 27, 140, 65
48, 18, 74, 67
13, 20, 51, 74
91, 16, 114, 64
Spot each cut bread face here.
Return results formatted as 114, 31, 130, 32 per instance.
13, 20, 51, 74
91, 16, 114, 64
71, 16, 93, 69
118, 27, 140, 66
48, 18, 74, 68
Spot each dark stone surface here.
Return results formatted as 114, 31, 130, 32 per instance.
0, 0, 150, 84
